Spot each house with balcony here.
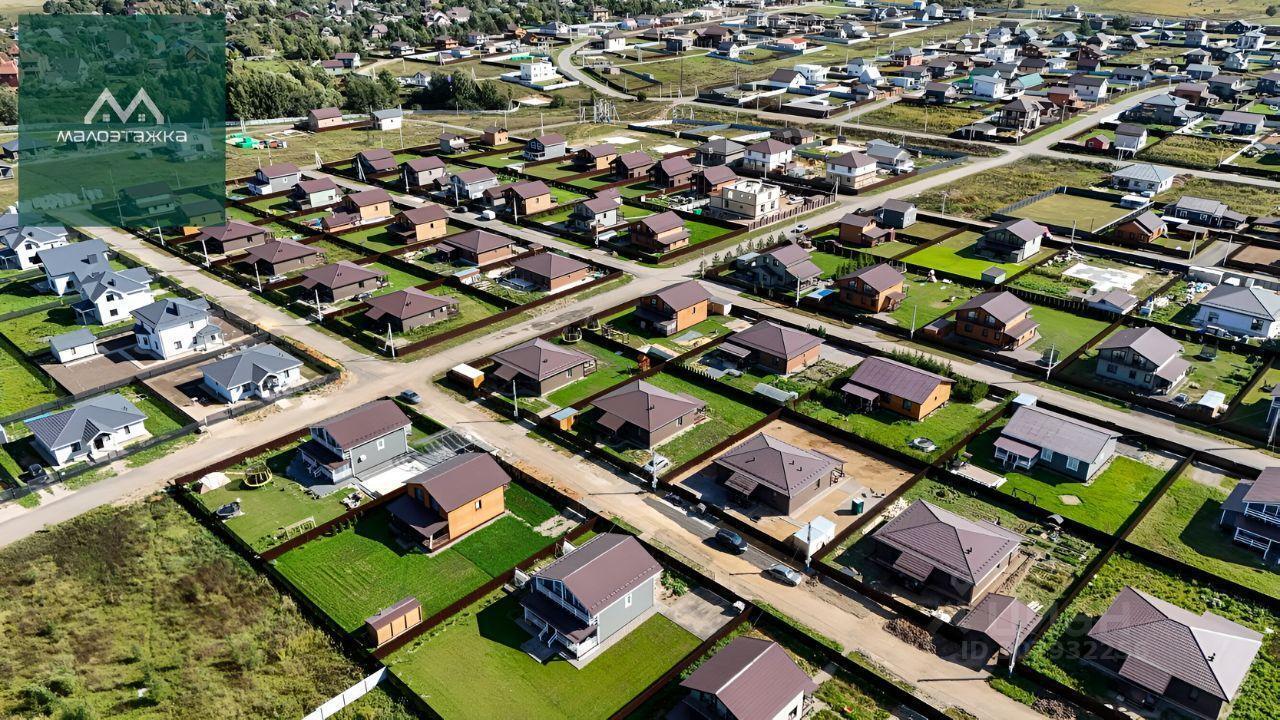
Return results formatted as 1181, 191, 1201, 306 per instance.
1220, 467, 1280, 563
294, 399, 412, 485
824, 151, 878, 188
629, 212, 690, 253
131, 296, 224, 360
735, 243, 822, 292
387, 452, 511, 551
634, 280, 713, 337
1094, 326, 1189, 393
742, 139, 793, 173
947, 291, 1039, 349
976, 218, 1049, 263
521, 533, 661, 663
73, 267, 155, 325
835, 263, 904, 313
708, 178, 781, 220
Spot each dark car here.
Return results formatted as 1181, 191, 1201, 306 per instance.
399, 389, 422, 404
714, 528, 747, 554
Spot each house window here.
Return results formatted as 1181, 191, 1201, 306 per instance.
376, 438, 385, 451
624, 592, 633, 608
1106, 364, 1117, 374
902, 399, 913, 411
1065, 457, 1080, 472
1040, 447, 1054, 462
173, 340, 182, 349
474, 499, 483, 510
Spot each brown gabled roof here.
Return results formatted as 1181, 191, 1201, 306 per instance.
357, 148, 396, 169
1088, 586, 1262, 702
454, 167, 496, 185
258, 162, 299, 178
714, 433, 839, 498
345, 187, 392, 207
531, 132, 566, 146
614, 150, 655, 170
397, 204, 448, 225
955, 291, 1031, 325
299, 261, 386, 290
842, 356, 952, 405
839, 262, 903, 292
956, 593, 1041, 655
200, 220, 265, 242
745, 138, 791, 155
655, 155, 694, 177
507, 180, 551, 200
680, 637, 817, 720
639, 211, 685, 234
441, 229, 514, 254
534, 533, 661, 614
871, 499, 1024, 584
580, 143, 616, 158
592, 379, 705, 432
699, 165, 738, 185
730, 320, 823, 360
512, 252, 589, 279
309, 106, 342, 120
827, 151, 876, 169
365, 596, 421, 632
1125, 210, 1165, 235
490, 337, 593, 381
295, 177, 338, 195
406, 452, 510, 512
404, 156, 446, 172
316, 399, 409, 449
243, 239, 319, 266
363, 288, 456, 323
649, 280, 712, 311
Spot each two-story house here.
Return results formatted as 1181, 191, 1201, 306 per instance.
824, 151, 878, 188
629, 212, 690, 253
131, 296, 224, 360
708, 178, 781, 219
387, 452, 511, 551
449, 168, 500, 202
521, 533, 662, 663
568, 196, 620, 234
402, 156, 448, 189
835, 263, 905, 313
387, 205, 449, 244
735, 243, 822, 292
39, 239, 111, 296
295, 399, 412, 485
1220, 467, 1280, 563
633, 280, 713, 337
976, 218, 1049, 263
248, 163, 302, 195
742, 139, 794, 173
574, 144, 617, 171
949, 291, 1039, 349
1094, 326, 1189, 393
0, 220, 71, 271
524, 133, 567, 161
73, 267, 155, 325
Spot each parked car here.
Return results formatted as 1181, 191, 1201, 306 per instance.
766, 563, 803, 586
714, 528, 747, 554
399, 389, 422, 404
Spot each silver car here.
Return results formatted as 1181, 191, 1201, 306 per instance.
766, 563, 803, 586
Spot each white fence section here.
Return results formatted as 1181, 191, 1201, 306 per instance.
301, 668, 387, 720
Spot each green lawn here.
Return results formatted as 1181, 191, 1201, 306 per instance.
386, 591, 700, 720
337, 287, 504, 347
965, 425, 1167, 533
1154, 176, 1280, 217
902, 231, 1053, 280
884, 275, 978, 328
1027, 305, 1110, 356
0, 279, 59, 316
797, 395, 991, 461
899, 221, 956, 241
603, 308, 736, 353
1024, 553, 1280, 720
1009, 257, 1167, 302
1062, 334, 1261, 404
1221, 365, 1280, 437
1138, 134, 1240, 171
274, 486, 558, 632
857, 102, 989, 135
0, 341, 61, 417
1007, 192, 1130, 233
0, 304, 134, 356
1129, 470, 1280, 598
544, 340, 640, 408
912, 157, 1111, 219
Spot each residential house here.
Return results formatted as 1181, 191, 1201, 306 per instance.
955, 593, 1042, 659
713, 433, 842, 514
723, 320, 823, 374
743, 139, 794, 173
49, 328, 99, 364
387, 205, 449, 244
836, 214, 893, 247
73, 267, 154, 325
870, 499, 1024, 602
25, 393, 148, 467
370, 108, 402, 132
1114, 123, 1148, 154
1217, 110, 1265, 135
865, 140, 915, 174
950, 291, 1039, 349
437, 230, 517, 265
1110, 163, 1178, 194
591, 380, 705, 449
1193, 284, 1280, 338
841, 355, 952, 420
509, 253, 590, 291
290, 178, 340, 210
520, 534, 662, 662
1219, 467, 1280, 562
200, 344, 304, 403
335, 188, 393, 225
400, 158, 448, 193
1208, 74, 1247, 101
355, 148, 397, 179
770, 127, 816, 146
299, 262, 388, 303
630, 212, 690, 253
824, 151, 878, 188
876, 199, 917, 229
997, 97, 1043, 132
1114, 211, 1168, 244
248, 163, 302, 195
295, 400, 411, 484
525, 133, 567, 161
1165, 196, 1246, 229
1067, 74, 1108, 102
976, 218, 1049, 262
306, 107, 345, 131
363, 288, 459, 332
241, 239, 323, 277
119, 182, 177, 220
737, 243, 822, 292
488, 337, 596, 397
132, 296, 223, 360
480, 126, 509, 147
633, 280, 713, 337
38, 239, 111, 296
680, 637, 817, 720
709, 178, 781, 219
504, 181, 555, 217
766, 68, 805, 90
891, 46, 924, 65
439, 133, 469, 154
1173, 82, 1214, 105
835, 263, 905, 313
0, 221, 70, 271
387, 452, 511, 551
696, 165, 740, 197
449, 168, 500, 201
198, 221, 271, 255
1094, 326, 1190, 393
1258, 71, 1280, 95
1085, 587, 1262, 720
568, 196, 620, 234
612, 151, 655, 180
695, 138, 745, 167
651, 156, 695, 188
574, 143, 618, 171
995, 404, 1119, 480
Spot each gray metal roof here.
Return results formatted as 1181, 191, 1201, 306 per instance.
38, 238, 110, 280
1197, 284, 1280, 321
1001, 404, 1119, 466
79, 267, 152, 302
534, 533, 661, 615
490, 338, 593, 382
714, 432, 840, 497
680, 637, 816, 720
25, 393, 146, 451
200, 344, 302, 388
1089, 586, 1262, 702
731, 320, 823, 360
872, 499, 1024, 584
1097, 326, 1182, 367
1112, 163, 1177, 182
843, 355, 952, 405
49, 328, 97, 353
131, 297, 211, 331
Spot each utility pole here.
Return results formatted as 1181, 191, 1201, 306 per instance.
386, 324, 396, 359
910, 304, 918, 338
1045, 343, 1056, 379
511, 378, 520, 419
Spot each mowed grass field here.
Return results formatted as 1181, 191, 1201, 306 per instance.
902, 231, 1054, 280
912, 156, 1112, 218
1007, 192, 1131, 233
0, 340, 61, 417
274, 484, 560, 632
386, 590, 700, 720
